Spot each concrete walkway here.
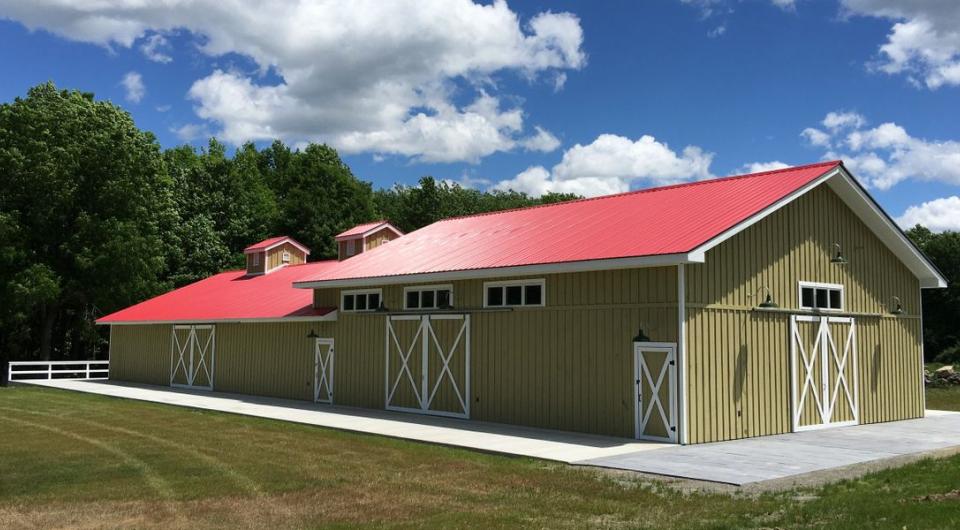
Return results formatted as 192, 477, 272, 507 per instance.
580, 410, 960, 485
19, 379, 960, 487
20, 379, 667, 463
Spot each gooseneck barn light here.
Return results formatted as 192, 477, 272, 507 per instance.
632, 328, 651, 343
306, 329, 319, 339
890, 296, 904, 315
830, 242, 848, 264
756, 286, 778, 309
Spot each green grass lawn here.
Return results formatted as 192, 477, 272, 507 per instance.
2, 386, 960, 529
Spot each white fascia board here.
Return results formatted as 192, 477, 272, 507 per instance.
99, 311, 338, 326
335, 222, 404, 242
244, 238, 311, 256
687, 167, 842, 262
687, 165, 946, 288
825, 170, 947, 288
293, 252, 699, 289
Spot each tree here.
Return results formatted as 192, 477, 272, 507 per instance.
272, 144, 375, 258
0, 83, 174, 360
906, 225, 960, 361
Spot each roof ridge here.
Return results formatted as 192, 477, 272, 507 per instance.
439, 160, 841, 223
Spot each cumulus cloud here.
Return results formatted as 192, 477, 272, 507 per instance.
896, 196, 960, 232
803, 111, 960, 189
521, 126, 562, 153
120, 71, 145, 103
840, 1, 960, 89
0, 0, 584, 162
738, 161, 790, 174
139, 33, 172, 63
822, 111, 866, 131
492, 133, 714, 197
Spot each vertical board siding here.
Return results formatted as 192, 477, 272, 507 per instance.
267, 242, 306, 270
110, 267, 678, 439
685, 184, 924, 443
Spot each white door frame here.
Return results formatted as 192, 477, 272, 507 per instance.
314, 338, 335, 404
633, 341, 678, 443
170, 324, 215, 390
790, 315, 859, 432
385, 314, 470, 419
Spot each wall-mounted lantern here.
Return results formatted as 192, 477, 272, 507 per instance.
376, 302, 389, 312
306, 329, 319, 339
830, 243, 847, 264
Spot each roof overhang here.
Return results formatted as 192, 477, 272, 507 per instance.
293, 252, 699, 289
244, 237, 311, 255
98, 311, 338, 326
335, 222, 403, 242
686, 165, 946, 288
294, 163, 946, 291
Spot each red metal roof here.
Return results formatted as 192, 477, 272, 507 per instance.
297, 161, 841, 285
335, 220, 399, 240
98, 261, 339, 324
244, 236, 310, 254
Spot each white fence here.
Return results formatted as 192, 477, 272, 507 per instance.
7, 360, 109, 382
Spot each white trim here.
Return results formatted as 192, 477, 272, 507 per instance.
294, 252, 699, 289
244, 237, 311, 256
341, 288, 382, 312
790, 315, 859, 432
403, 284, 454, 310
633, 342, 678, 443
101, 312, 338, 326
314, 338, 335, 404
482, 278, 546, 308
170, 324, 215, 391
919, 284, 927, 414
282, 250, 291, 263
798, 281, 845, 311
677, 264, 689, 445
336, 221, 404, 241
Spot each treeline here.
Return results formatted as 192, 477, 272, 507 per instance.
0, 83, 576, 364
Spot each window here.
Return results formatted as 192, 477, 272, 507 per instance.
404, 285, 453, 310
252, 252, 260, 266
282, 250, 291, 263
345, 239, 356, 256
484, 279, 545, 308
341, 289, 382, 312
799, 282, 843, 311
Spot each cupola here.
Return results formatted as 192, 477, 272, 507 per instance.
334, 221, 403, 261
243, 236, 310, 275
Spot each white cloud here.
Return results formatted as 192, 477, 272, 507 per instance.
173, 123, 211, 142
521, 126, 561, 153
0, 0, 584, 163
770, 0, 796, 10
840, 1, 960, 89
707, 25, 726, 38
120, 71, 145, 103
492, 133, 714, 197
801, 127, 832, 147
822, 111, 866, 130
804, 111, 960, 189
139, 33, 171, 63
897, 196, 960, 232
738, 161, 790, 174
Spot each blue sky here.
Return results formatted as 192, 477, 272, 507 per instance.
1, 0, 958, 230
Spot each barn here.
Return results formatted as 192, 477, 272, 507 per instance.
98, 161, 946, 444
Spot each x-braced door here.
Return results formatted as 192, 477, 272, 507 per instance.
385, 314, 470, 418
170, 325, 215, 390
791, 315, 859, 431
634, 342, 678, 442
314, 338, 334, 404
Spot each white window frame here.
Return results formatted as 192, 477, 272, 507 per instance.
403, 284, 454, 310
341, 288, 382, 313
798, 281, 844, 312
483, 278, 546, 308
346, 239, 356, 256
282, 250, 291, 263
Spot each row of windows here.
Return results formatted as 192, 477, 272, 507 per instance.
340, 280, 846, 313
340, 279, 545, 312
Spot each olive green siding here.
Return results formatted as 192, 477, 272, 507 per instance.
110, 268, 677, 438
683, 184, 924, 443
245, 252, 266, 274
107, 182, 927, 443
